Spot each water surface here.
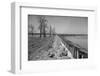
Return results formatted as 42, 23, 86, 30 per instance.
64, 36, 88, 50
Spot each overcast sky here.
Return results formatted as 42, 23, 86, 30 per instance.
28, 15, 88, 34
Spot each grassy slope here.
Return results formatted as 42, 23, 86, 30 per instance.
28, 36, 54, 60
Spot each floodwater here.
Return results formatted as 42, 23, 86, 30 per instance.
64, 36, 88, 50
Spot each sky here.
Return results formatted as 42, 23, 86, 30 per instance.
28, 15, 88, 34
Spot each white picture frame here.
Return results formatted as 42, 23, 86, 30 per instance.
11, 2, 96, 74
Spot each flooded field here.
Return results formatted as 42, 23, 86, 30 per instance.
64, 36, 88, 50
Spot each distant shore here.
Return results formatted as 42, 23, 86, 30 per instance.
28, 33, 88, 36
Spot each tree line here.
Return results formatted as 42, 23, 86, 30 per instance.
28, 16, 55, 38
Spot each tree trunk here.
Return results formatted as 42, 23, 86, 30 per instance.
40, 26, 42, 38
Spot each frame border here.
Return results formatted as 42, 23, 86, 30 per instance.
11, 2, 96, 74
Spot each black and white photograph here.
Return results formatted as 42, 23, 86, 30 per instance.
28, 15, 88, 61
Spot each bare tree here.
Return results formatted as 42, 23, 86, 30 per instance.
49, 25, 52, 37
28, 24, 35, 35
38, 16, 42, 37
38, 16, 48, 38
